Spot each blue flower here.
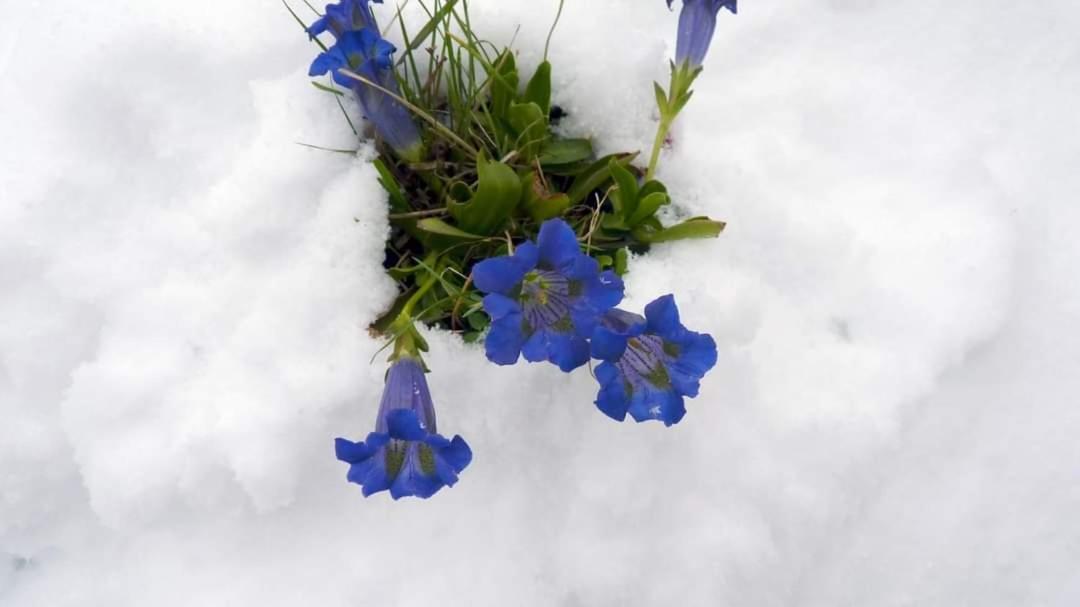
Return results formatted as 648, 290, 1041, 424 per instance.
473, 219, 624, 372
591, 295, 717, 426
307, 0, 383, 39
667, 0, 738, 69
335, 357, 472, 499
309, 28, 423, 160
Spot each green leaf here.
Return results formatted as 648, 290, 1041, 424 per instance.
523, 60, 552, 115
632, 217, 726, 243
538, 138, 593, 166
399, 0, 461, 61
489, 50, 519, 120
466, 312, 490, 331
614, 248, 629, 275
653, 81, 669, 114
520, 171, 571, 222
448, 155, 523, 235
566, 153, 638, 205
507, 101, 548, 160
373, 158, 408, 213
628, 191, 670, 227
415, 218, 485, 241
609, 158, 640, 219
597, 255, 614, 269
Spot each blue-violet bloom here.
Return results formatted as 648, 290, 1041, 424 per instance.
309, 28, 423, 160
307, 0, 382, 39
473, 219, 624, 372
668, 0, 738, 69
335, 357, 472, 499
591, 295, 717, 426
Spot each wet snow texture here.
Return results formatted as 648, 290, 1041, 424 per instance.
2, 0, 1079, 605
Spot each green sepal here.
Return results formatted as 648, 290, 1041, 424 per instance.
523, 60, 552, 115
448, 153, 522, 235
632, 217, 726, 243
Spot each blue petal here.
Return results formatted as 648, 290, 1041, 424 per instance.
548, 334, 590, 372
309, 51, 342, 77
591, 325, 629, 361
473, 256, 530, 295
536, 219, 581, 271
673, 331, 718, 377
440, 435, 473, 472
482, 293, 521, 320
520, 329, 549, 363
335, 437, 370, 463
513, 241, 540, 270
570, 306, 601, 339
563, 253, 600, 281
585, 270, 625, 311
594, 362, 630, 421
644, 294, 682, 336
386, 409, 428, 440
485, 314, 526, 365
627, 387, 686, 426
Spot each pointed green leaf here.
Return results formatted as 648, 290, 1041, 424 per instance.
538, 138, 593, 166
654, 82, 669, 114
489, 50, 519, 120
523, 60, 552, 115
373, 158, 408, 213
415, 218, 485, 240
628, 191, 670, 226
567, 153, 637, 205
507, 101, 548, 160
632, 217, 726, 243
609, 158, 640, 219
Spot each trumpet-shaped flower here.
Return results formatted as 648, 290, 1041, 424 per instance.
667, 0, 738, 69
335, 357, 472, 499
307, 0, 382, 39
473, 219, 624, 372
309, 28, 423, 160
591, 295, 717, 426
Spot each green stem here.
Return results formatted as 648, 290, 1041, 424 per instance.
646, 114, 674, 182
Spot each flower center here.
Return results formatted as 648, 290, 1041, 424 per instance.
519, 270, 574, 334
617, 335, 673, 389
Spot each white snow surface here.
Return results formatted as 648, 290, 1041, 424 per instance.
2, 0, 1079, 604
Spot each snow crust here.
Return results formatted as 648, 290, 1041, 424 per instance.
2, 0, 1078, 604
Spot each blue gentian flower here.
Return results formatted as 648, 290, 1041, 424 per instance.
335, 357, 472, 499
473, 219, 624, 372
591, 295, 717, 426
667, 0, 738, 69
309, 28, 423, 160
307, 0, 382, 39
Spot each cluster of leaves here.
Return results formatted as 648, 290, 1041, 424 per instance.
297, 0, 725, 342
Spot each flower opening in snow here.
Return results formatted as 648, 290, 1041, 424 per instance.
309, 28, 423, 160
591, 295, 717, 426
473, 219, 625, 372
668, 0, 738, 69
335, 357, 472, 499
307, 0, 383, 39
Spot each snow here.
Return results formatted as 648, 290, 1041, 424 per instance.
2, 0, 1079, 604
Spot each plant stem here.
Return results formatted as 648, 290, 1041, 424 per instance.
646, 114, 673, 182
